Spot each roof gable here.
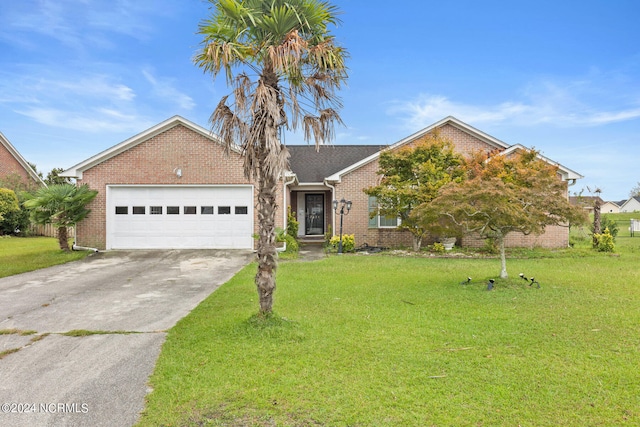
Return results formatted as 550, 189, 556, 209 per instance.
0, 131, 46, 186
61, 116, 237, 179
325, 116, 582, 183
500, 144, 583, 181
325, 116, 511, 182
288, 145, 382, 183
621, 196, 640, 209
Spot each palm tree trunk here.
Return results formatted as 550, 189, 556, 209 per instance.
57, 226, 70, 251
593, 198, 601, 247
255, 149, 279, 315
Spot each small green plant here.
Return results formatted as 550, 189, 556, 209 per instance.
482, 237, 499, 254
0, 348, 21, 359
286, 206, 299, 239
329, 234, 355, 252
591, 215, 619, 240
324, 225, 333, 248
274, 227, 286, 243
431, 242, 446, 253
283, 233, 299, 254
593, 227, 615, 252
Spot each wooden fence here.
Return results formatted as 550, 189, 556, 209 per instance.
29, 224, 75, 239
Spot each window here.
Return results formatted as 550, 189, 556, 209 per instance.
133, 206, 145, 215
235, 206, 248, 215
184, 206, 196, 215
218, 206, 231, 215
368, 196, 400, 228
201, 206, 214, 215
115, 206, 128, 215
167, 206, 180, 215
150, 206, 163, 215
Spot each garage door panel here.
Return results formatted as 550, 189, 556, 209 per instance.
107, 186, 253, 249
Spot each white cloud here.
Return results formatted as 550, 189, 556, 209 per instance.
0, 70, 149, 133
0, 72, 137, 108
389, 79, 640, 130
49, 77, 137, 102
17, 107, 151, 133
0, 0, 168, 52
142, 69, 195, 111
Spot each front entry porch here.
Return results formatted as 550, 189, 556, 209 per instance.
290, 190, 332, 241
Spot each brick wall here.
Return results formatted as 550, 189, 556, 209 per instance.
0, 142, 35, 189
76, 124, 283, 249
461, 224, 570, 249
334, 123, 570, 249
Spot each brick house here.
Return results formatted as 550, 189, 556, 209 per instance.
62, 115, 582, 250
0, 131, 45, 191
290, 116, 582, 250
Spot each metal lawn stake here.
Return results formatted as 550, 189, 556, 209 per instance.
333, 198, 352, 254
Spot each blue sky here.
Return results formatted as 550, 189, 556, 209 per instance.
1, 0, 638, 201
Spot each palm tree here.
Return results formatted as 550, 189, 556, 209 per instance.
195, 0, 348, 314
23, 184, 98, 251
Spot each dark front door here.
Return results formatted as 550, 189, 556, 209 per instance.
305, 194, 324, 235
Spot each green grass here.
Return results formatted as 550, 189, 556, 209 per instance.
0, 329, 37, 336
0, 348, 21, 360
0, 236, 91, 278
138, 234, 640, 426
62, 329, 141, 336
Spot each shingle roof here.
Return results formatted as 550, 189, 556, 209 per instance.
569, 196, 604, 207
287, 144, 383, 183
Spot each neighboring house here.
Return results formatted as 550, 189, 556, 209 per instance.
620, 196, 640, 213
62, 115, 583, 251
601, 201, 621, 214
0, 131, 45, 190
569, 196, 605, 213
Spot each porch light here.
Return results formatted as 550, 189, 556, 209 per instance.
333, 198, 352, 254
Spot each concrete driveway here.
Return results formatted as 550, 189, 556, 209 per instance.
0, 249, 252, 427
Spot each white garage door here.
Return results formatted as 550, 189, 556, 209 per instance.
106, 185, 254, 249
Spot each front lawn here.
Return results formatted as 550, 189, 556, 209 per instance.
0, 236, 90, 278
139, 237, 640, 426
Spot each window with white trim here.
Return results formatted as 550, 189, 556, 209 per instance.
368, 196, 400, 228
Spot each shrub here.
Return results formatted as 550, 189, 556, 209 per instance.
286, 207, 299, 239
431, 242, 446, 253
0, 208, 30, 236
593, 227, 615, 252
324, 225, 333, 249
283, 233, 299, 254
275, 227, 286, 242
0, 188, 19, 222
329, 234, 355, 253
482, 237, 499, 254
0, 188, 22, 235
591, 215, 619, 240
